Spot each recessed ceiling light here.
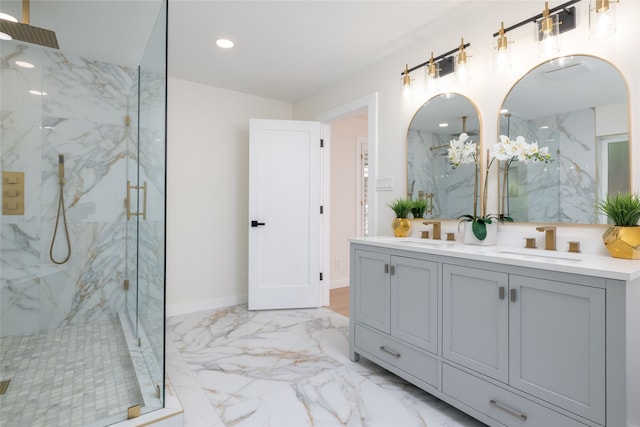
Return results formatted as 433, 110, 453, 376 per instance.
215, 38, 234, 49
439, 123, 449, 127
16, 61, 34, 68
0, 12, 18, 22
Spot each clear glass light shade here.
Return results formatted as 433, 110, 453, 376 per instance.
402, 77, 413, 100
494, 36, 512, 71
537, 14, 560, 56
425, 67, 439, 94
455, 61, 470, 83
401, 65, 418, 100
590, 0, 616, 39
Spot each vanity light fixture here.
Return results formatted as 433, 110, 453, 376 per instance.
492, 0, 579, 59
493, 22, 513, 70
400, 41, 470, 96
401, 64, 414, 99
590, 0, 618, 39
537, 1, 561, 56
426, 52, 440, 93
454, 38, 471, 82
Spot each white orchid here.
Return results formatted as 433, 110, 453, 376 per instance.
448, 133, 477, 168
492, 135, 554, 222
492, 135, 553, 165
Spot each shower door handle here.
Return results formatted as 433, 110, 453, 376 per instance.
126, 180, 147, 221
251, 220, 266, 227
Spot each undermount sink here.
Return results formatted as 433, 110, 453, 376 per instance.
492, 247, 582, 262
394, 238, 451, 246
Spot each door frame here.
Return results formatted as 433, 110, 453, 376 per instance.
316, 93, 378, 306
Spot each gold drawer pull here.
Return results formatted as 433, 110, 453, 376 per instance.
489, 399, 527, 421
379, 346, 401, 358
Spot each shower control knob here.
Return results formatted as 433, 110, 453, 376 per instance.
251, 220, 266, 227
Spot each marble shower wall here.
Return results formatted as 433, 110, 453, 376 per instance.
505, 109, 596, 223
407, 129, 476, 219
1, 42, 137, 337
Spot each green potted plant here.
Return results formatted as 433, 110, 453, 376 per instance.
388, 198, 413, 237
597, 192, 640, 259
410, 199, 428, 219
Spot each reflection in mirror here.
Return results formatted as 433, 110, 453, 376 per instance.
499, 55, 629, 224
407, 94, 481, 219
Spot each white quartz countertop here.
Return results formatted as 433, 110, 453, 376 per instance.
350, 236, 640, 281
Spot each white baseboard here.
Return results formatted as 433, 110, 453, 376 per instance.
167, 295, 248, 317
330, 278, 349, 289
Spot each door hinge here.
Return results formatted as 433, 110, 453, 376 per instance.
320, 205, 324, 214
320, 139, 324, 148
320, 272, 323, 281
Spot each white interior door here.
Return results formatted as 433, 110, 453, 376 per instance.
248, 119, 323, 310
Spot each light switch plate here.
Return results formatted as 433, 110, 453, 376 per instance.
376, 176, 394, 191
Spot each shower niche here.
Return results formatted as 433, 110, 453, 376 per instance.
0, 1, 167, 425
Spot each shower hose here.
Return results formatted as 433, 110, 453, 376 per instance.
49, 155, 71, 264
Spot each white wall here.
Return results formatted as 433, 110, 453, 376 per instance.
167, 1, 640, 313
293, 1, 640, 246
166, 78, 292, 315
329, 117, 367, 288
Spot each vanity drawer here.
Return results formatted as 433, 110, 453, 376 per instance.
442, 364, 587, 427
354, 323, 438, 389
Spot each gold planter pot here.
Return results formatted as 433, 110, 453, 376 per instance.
392, 218, 412, 237
602, 226, 640, 260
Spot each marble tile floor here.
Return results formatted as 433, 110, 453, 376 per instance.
166, 305, 487, 427
0, 319, 142, 427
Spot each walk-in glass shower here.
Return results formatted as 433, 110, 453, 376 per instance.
0, 1, 167, 425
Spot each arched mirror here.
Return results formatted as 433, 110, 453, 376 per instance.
407, 94, 481, 219
499, 55, 629, 224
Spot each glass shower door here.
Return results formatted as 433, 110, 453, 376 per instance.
123, 0, 167, 417
123, 0, 167, 415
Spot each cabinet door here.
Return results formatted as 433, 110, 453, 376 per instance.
443, 264, 509, 382
509, 275, 605, 424
391, 256, 438, 354
353, 249, 390, 333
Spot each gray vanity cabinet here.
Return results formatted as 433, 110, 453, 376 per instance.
349, 240, 634, 427
442, 265, 606, 425
352, 248, 439, 390
509, 275, 605, 424
442, 265, 509, 382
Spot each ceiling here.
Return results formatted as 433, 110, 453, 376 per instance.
0, 0, 467, 103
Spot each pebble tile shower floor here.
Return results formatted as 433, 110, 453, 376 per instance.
0, 319, 142, 426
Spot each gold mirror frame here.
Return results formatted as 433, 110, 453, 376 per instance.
496, 55, 630, 224
407, 93, 483, 219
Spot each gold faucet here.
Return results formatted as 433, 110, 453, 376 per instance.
536, 226, 556, 250
423, 221, 441, 240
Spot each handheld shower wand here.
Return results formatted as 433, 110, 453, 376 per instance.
58, 154, 64, 183
50, 154, 71, 264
